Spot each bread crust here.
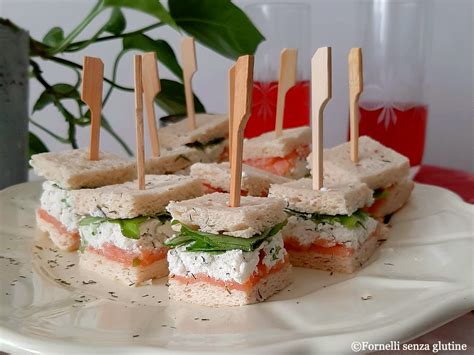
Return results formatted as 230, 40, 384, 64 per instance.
269, 178, 374, 215
243, 126, 311, 159
168, 262, 292, 306
286, 224, 389, 273
36, 209, 79, 252
370, 179, 414, 217
158, 114, 228, 148
167, 192, 287, 238
190, 162, 290, 196
79, 249, 168, 286
309, 136, 410, 189
30, 149, 135, 189
73, 175, 203, 219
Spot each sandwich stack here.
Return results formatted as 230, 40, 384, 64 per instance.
242, 48, 311, 179
312, 136, 414, 219
145, 37, 228, 175
164, 55, 292, 306
190, 162, 290, 197
73, 55, 204, 285
74, 174, 203, 285
31, 57, 135, 251
269, 47, 388, 273
307, 49, 413, 219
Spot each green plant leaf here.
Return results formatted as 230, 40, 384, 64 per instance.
42, 27, 65, 48
165, 220, 287, 252
102, 0, 177, 29
104, 7, 126, 35
28, 132, 49, 161
123, 34, 182, 79
33, 84, 81, 112
156, 79, 205, 115
168, 0, 264, 60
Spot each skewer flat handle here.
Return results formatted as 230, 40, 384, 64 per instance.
81, 57, 104, 160
311, 47, 332, 190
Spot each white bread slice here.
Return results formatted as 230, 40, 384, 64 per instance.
36, 209, 79, 251
269, 178, 373, 215
369, 179, 414, 218
308, 136, 410, 189
167, 192, 287, 238
168, 262, 292, 306
158, 114, 228, 148
243, 126, 311, 159
30, 149, 135, 189
74, 175, 203, 219
190, 162, 290, 196
286, 224, 388, 273
80, 249, 168, 286
145, 146, 204, 175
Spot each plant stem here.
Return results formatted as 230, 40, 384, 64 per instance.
48, 56, 133, 91
103, 49, 127, 105
101, 117, 134, 156
30, 119, 70, 143
48, 0, 104, 55
66, 22, 164, 51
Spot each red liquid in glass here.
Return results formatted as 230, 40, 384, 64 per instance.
245, 80, 310, 138
358, 103, 428, 166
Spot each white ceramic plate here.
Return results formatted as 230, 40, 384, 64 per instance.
0, 182, 473, 354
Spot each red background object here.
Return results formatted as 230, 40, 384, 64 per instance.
414, 165, 474, 203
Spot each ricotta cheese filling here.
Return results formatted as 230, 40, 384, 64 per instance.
40, 181, 79, 231
167, 233, 286, 284
289, 156, 310, 178
80, 219, 173, 253
283, 215, 378, 249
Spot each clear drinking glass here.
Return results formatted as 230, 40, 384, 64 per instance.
244, 2, 311, 138
357, 0, 433, 166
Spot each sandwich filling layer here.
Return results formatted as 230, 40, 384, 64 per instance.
79, 214, 172, 267
39, 181, 79, 231
244, 145, 310, 178
282, 209, 378, 255
166, 221, 288, 291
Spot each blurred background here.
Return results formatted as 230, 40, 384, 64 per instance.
0, 0, 472, 174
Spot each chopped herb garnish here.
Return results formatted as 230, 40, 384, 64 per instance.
79, 212, 172, 239
285, 208, 369, 230
373, 188, 389, 200
165, 220, 287, 253
82, 280, 96, 285
185, 137, 225, 151
132, 258, 141, 267
175, 154, 191, 162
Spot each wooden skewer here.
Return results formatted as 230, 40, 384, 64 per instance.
134, 55, 145, 190
228, 64, 236, 169
142, 52, 161, 158
275, 48, 297, 137
229, 55, 254, 207
311, 47, 332, 190
81, 56, 104, 161
181, 37, 197, 130
348, 48, 363, 163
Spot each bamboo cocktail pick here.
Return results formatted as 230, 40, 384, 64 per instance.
275, 48, 297, 137
348, 48, 363, 163
229, 55, 254, 207
181, 37, 197, 130
81, 56, 104, 161
311, 47, 332, 190
142, 52, 161, 158
134, 55, 145, 190
228, 64, 236, 170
